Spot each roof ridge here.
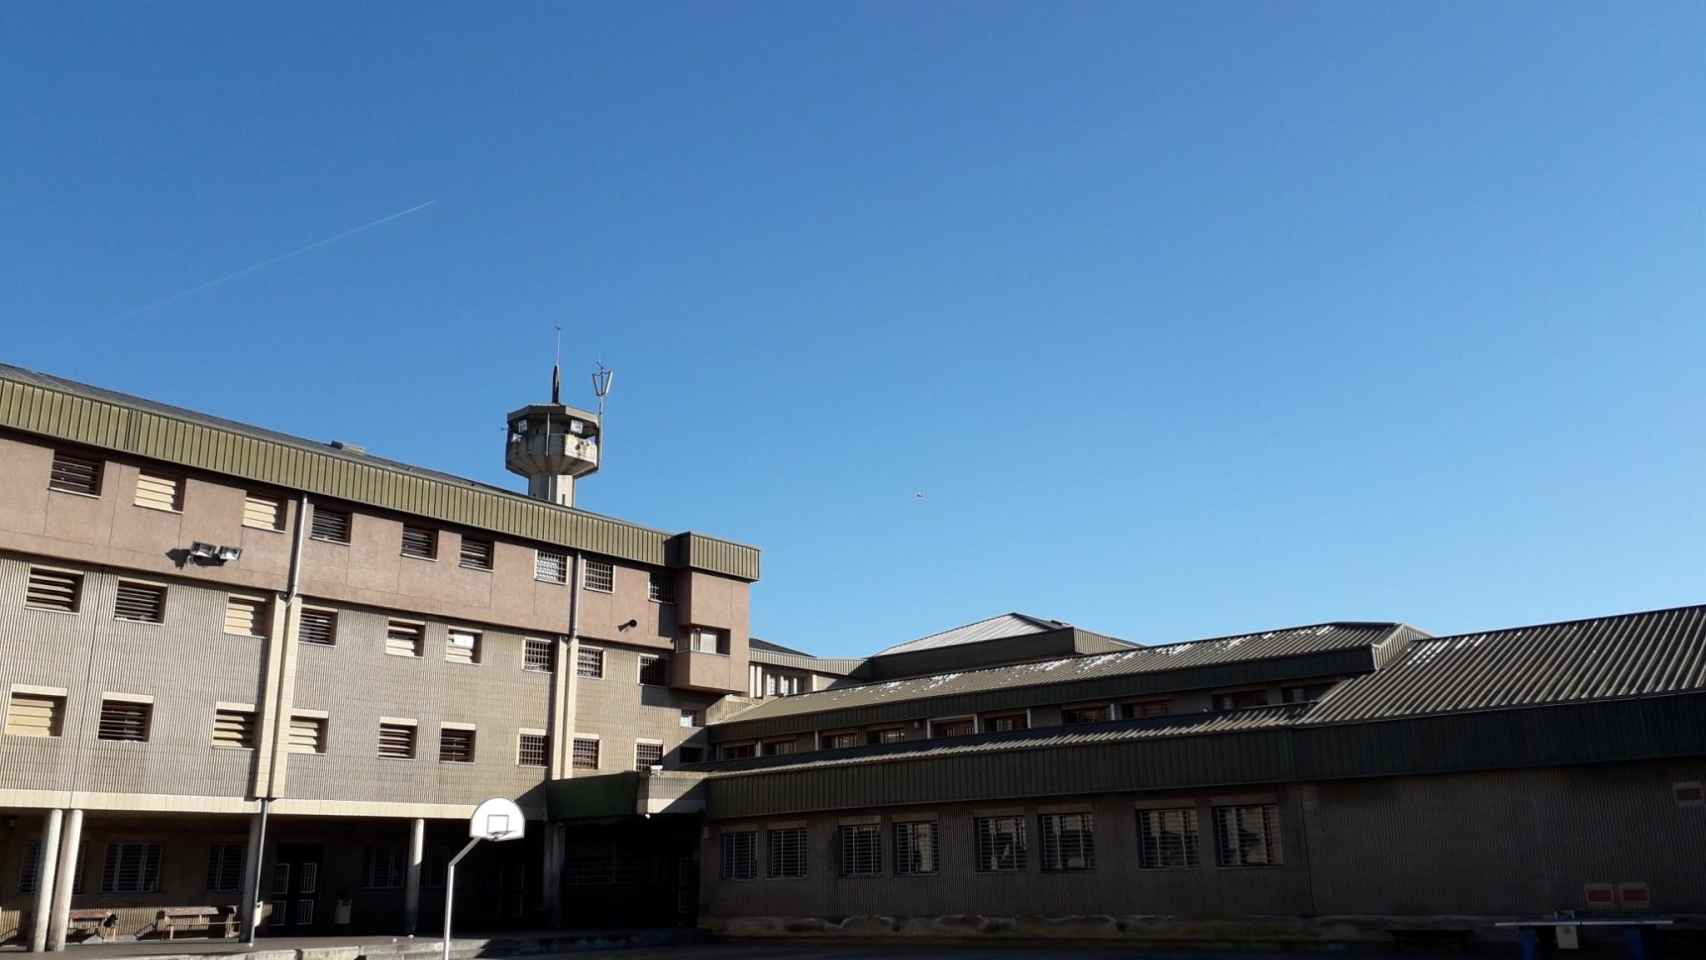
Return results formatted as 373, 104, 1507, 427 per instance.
1405, 602, 1706, 646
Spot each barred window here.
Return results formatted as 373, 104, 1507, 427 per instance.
1121, 699, 1170, 720
378, 722, 416, 760
458, 536, 494, 571
517, 731, 548, 767
838, 824, 882, 878
982, 713, 1027, 733
894, 820, 940, 877
18, 839, 43, 893
868, 728, 906, 745
523, 637, 554, 673
535, 550, 568, 584
824, 732, 860, 750
439, 727, 476, 763
648, 571, 675, 603
1213, 803, 1282, 866
98, 698, 151, 742
212, 707, 256, 749
1062, 705, 1109, 725
224, 594, 268, 638
973, 816, 1026, 873
720, 831, 756, 881
638, 654, 667, 686
764, 739, 798, 756
385, 621, 424, 658
206, 842, 245, 893
49, 450, 103, 496
133, 470, 182, 512
364, 846, 404, 889
401, 524, 437, 560
299, 607, 337, 645
635, 740, 664, 771
25, 567, 82, 613
1039, 812, 1096, 872
576, 646, 604, 679
445, 628, 480, 665
571, 737, 600, 770
766, 827, 807, 879
932, 717, 974, 738
242, 492, 284, 531
584, 559, 614, 592
113, 581, 165, 623
310, 505, 351, 543
1137, 807, 1200, 868
102, 842, 162, 893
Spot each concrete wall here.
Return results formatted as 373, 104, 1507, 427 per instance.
570, 642, 718, 772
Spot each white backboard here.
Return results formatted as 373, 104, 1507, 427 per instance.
469, 797, 526, 841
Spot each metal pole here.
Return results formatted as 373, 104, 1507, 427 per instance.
244, 798, 270, 944
441, 837, 481, 960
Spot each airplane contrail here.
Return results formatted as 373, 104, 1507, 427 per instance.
119, 199, 437, 317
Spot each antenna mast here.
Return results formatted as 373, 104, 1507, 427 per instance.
592, 362, 613, 472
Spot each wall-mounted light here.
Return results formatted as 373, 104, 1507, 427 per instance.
188, 542, 243, 566
618, 618, 638, 631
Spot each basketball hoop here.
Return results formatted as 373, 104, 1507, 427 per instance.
443, 798, 527, 960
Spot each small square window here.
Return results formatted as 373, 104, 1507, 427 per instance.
299, 607, 337, 646
98, 698, 151, 742
535, 550, 568, 584
224, 595, 269, 638
439, 727, 476, 763
767, 827, 808, 879
385, 621, 424, 658
1062, 705, 1109, 725
635, 741, 664, 771
458, 536, 494, 571
973, 816, 1026, 873
133, 470, 182, 512
6, 690, 66, 738
378, 722, 417, 760
584, 559, 614, 592
212, 707, 256, 749
288, 714, 327, 754
1039, 812, 1096, 872
577, 646, 604, 679
49, 451, 103, 496
687, 626, 728, 655
720, 830, 756, 881
113, 582, 165, 624
638, 654, 668, 686
1137, 808, 1200, 868
518, 731, 548, 767
310, 506, 352, 544
1212, 803, 1282, 866
446, 629, 481, 665
25, 567, 82, 614
679, 708, 701, 728
243, 492, 285, 531
648, 572, 675, 604
524, 637, 555, 673
571, 737, 599, 770
401, 525, 437, 560
838, 824, 882, 878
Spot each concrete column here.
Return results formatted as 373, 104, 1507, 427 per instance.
402, 818, 425, 935
239, 810, 266, 940
543, 822, 565, 927
28, 809, 63, 953
45, 809, 82, 951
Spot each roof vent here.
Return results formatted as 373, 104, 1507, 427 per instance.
328, 440, 366, 455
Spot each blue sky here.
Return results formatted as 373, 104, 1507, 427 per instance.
3, 3, 1702, 657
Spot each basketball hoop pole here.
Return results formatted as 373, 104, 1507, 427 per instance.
440, 837, 483, 960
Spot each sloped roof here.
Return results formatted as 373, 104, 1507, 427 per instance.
872, 612, 1068, 656
721, 621, 1420, 726
1304, 602, 1706, 723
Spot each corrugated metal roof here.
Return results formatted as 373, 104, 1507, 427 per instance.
722, 621, 1416, 725
871, 612, 1066, 656
704, 704, 1310, 779
1305, 603, 1706, 723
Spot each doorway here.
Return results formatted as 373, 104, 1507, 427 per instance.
266, 843, 324, 932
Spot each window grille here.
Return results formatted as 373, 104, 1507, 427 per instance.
638, 654, 667, 686
1062, 705, 1108, 725
98, 699, 150, 742
206, 842, 245, 893
439, 727, 476, 763
378, 722, 416, 759
1137, 808, 1200, 868
869, 728, 906, 744
1121, 700, 1170, 720
523, 637, 554, 673
224, 595, 268, 638
458, 536, 493, 571
648, 572, 675, 603
973, 816, 1026, 873
932, 718, 974, 738
299, 607, 337, 645
1212, 803, 1282, 866
983, 713, 1026, 732
401, 524, 437, 559
133, 470, 182, 511
364, 846, 403, 889
535, 550, 568, 583
894, 820, 940, 876
824, 732, 860, 750
49, 451, 102, 496
386, 621, 423, 658
635, 741, 663, 770
26, 567, 82, 613
564, 847, 616, 886
18, 839, 43, 893
571, 737, 600, 770
583, 558, 614, 592
576, 646, 604, 678
5, 691, 65, 738
243, 492, 284, 530
288, 715, 326, 754
310, 506, 351, 543
518, 732, 547, 767
766, 827, 808, 879
445, 628, 480, 664
212, 708, 256, 749
102, 842, 162, 893
720, 831, 756, 881
1039, 812, 1096, 872
764, 739, 798, 756
114, 581, 165, 623
838, 824, 882, 877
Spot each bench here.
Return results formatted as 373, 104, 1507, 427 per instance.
155, 906, 236, 940
66, 909, 116, 943
1495, 919, 1674, 960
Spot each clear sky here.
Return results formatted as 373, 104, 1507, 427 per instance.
3, 3, 1702, 658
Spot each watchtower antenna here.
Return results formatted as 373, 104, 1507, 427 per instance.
592, 362, 613, 418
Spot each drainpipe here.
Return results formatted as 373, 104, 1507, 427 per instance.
245, 493, 307, 944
